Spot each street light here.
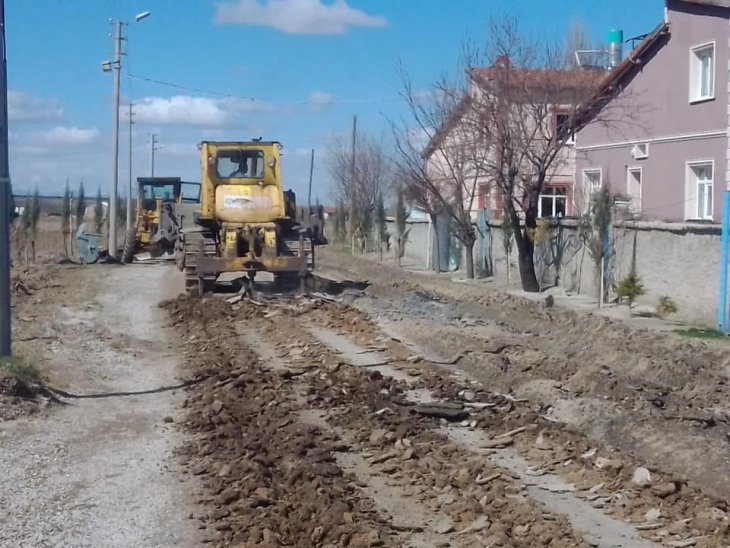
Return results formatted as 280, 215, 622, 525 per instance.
103, 11, 150, 259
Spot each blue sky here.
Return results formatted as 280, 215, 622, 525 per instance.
7, 0, 664, 201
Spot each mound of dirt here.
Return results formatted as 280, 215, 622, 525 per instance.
163, 296, 391, 547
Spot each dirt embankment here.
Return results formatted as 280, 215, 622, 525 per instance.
317, 250, 730, 502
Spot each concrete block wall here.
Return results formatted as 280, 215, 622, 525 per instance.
388, 217, 721, 327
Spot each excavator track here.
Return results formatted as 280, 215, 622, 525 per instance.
281, 234, 315, 272
276, 234, 315, 291
183, 232, 217, 296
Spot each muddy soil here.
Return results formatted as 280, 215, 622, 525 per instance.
317, 249, 730, 504
0, 264, 199, 547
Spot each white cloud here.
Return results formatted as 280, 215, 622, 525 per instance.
308, 91, 334, 112
8, 90, 64, 123
41, 126, 101, 146
134, 95, 272, 128
214, 0, 388, 35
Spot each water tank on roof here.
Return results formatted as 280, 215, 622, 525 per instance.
608, 29, 624, 68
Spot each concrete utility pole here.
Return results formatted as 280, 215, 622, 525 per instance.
0, 0, 11, 357
103, 12, 150, 258
107, 20, 122, 258
307, 148, 314, 221
150, 133, 162, 177
126, 103, 134, 230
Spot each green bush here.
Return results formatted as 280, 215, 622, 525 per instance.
616, 272, 645, 310
656, 296, 679, 317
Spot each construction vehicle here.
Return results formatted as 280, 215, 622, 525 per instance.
177, 140, 321, 296
122, 177, 200, 263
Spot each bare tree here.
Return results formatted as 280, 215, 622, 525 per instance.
565, 19, 592, 69
467, 17, 626, 292
327, 131, 393, 251
392, 59, 492, 279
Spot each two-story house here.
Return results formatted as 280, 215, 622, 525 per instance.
423, 61, 599, 222
576, 0, 730, 222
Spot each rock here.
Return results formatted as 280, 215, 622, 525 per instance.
644, 508, 662, 522
191, 463, 208, 476
369, 429, 386, 444
544, 295, 555, 308
631, 467, 652, 487
534, 430, 550, 450
211, 400, 224, 414
594, 457, 622, 471
481, 436, 513, 449
461, 389, 477, 402
691, 508, 727, 532
456, 516, 490, 535
219, 489, 239, 504
435, 521, 455, 534
210, 507, 230, 520
652, 482, 678, 498
217, 464, 231, 477
162, 416, 174, 423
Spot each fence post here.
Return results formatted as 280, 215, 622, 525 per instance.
718, 191, 730, 332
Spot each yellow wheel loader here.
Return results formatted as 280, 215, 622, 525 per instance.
176, 140, 318, 296
122, 177, 200, 263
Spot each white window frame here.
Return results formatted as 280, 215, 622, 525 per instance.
537, 186, 568, 218
689, 41, 715, 103
626, 166, 643, 213
581, 168, 602, 212
685, 160, 714, 220
631, 143, 649, 160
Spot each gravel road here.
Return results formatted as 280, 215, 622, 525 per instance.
0, 265, 199, 548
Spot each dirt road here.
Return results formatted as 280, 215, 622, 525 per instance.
0, 265, 199, 547
161, 251, 730, 547
2, 250, 729, 547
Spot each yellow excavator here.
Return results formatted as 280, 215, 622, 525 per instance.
176, 140, 322, 296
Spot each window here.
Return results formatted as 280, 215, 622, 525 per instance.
690, 43, 715, 102
582, 169, 602, 211
555, 113, 575, 145
538, 187, 567, 218
626, 167, 642, 213
686, 161, 713, 220
142, 183, 176, 201
216, 149, 265, 179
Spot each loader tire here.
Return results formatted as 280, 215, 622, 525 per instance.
122, 228, 136, 264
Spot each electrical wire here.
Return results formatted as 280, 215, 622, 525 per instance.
126, 73, 402, 106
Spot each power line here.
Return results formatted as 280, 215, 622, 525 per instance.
126, 73, 402, 106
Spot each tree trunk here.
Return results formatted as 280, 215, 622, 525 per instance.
464, 239, 475, 279
31, 239, 36, 263
506, 200, 540, 293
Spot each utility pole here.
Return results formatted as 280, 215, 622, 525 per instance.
108, 20, 122, 259
349, 115, 357, 256
126, 103, 134, 230
150, 133, 161, 177
307, 148, 314, 222
0, 0, 11, 357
